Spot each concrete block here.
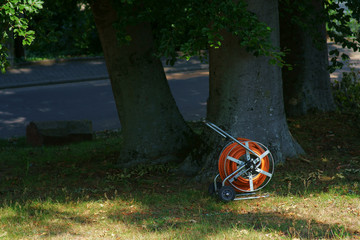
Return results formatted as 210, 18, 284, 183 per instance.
26, 120, 93, 146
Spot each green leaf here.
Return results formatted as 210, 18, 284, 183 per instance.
125, 35, 132, 42
341, 53, 350, 61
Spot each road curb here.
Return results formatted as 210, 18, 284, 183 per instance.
0, 76, 110, 90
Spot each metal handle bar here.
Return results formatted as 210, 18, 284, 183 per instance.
204, 121, 261, 159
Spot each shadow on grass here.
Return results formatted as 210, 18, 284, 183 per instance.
103, 188, 358, 239
1, 144, 359, 239
1, 113, 360, 239
1, 164, 359, 239
1, 190, 357, 239
0, 203, 93, 237
109, 210, 352, 239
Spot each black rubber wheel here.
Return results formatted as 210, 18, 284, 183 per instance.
218, 186, 236, 202
208, 182, 222, 196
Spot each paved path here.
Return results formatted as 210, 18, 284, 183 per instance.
0, 43, 359, 139
0, 57, 209, 139
0, 77, 208, 139
0, 57, 208, 90
1, 43, 358, 90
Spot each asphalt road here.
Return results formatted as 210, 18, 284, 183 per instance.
2, 42, 355, 140
0, 76, 208, 139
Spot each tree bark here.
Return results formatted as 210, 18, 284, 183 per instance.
203, 0, 303, 178
91, 0, 194, 166
14, 37, 25, 59
279, 0, 335, 116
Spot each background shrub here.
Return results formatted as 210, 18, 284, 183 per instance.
26, 0, 102, 58
332, 65, 360, 127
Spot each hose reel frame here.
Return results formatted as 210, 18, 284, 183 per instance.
205, 121, 275, 202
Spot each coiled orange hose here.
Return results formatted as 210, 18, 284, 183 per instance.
218, 138, 270, 192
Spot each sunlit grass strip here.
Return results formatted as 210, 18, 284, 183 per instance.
1, 192, 358, 239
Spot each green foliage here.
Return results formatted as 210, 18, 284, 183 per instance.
326, 0, 360, 72
112, 0, 288, 67
26, 0, 102, 58
280, 0, 360, 73
332, 66, 360, 121
0, 0, 43, 72
280, 0, 328, 49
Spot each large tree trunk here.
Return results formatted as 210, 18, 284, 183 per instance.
201, 0, 303, 179
91, 1, 194, 166
279, 0, 335, 116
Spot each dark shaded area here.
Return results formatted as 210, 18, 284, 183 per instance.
27, 0, 102, 58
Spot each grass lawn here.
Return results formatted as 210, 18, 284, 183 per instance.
0, 113, 359, 239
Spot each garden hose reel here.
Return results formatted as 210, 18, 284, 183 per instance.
205, 121, 275, 202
